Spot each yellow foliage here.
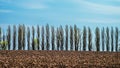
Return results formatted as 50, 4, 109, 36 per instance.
0, 41, 8, 50
34, 39, 38, 45
0, 41, 8, 45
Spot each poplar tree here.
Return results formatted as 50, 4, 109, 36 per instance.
115, 27, 119, 52
7, 25, 11, 50
88, 27, 92, 51
83, 26, 87, 51
13, 25, 16, 50
76, 28, 80, 51
27, 27, 30, 50
56, 28, 60, 50
106, 27, 109, 51
74, 25, 78, 51
18, 25, 22, 50
95, 27, 100, 51
65, 25, 68, 51
70, 26, 73, 50
59, 26, 64, 50
41, 26, 44, 50
46, 24, 50, 50
111, 27, 114, 52
101, 27, 105, 51
22, 25, 25, 50
37, 25, 40, 50
32, 26, 35, 50
51, 26, 55, 50
18, 25, 20, 50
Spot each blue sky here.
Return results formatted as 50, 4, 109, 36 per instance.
0, 0, 120, 50
0, 0, 120, 28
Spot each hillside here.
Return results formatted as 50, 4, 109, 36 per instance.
0, 51, 119, 68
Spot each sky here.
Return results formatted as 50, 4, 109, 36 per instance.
0, 0, 120, 29
0, 0, 120, 50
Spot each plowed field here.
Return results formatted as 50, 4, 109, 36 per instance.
0, 51, 119, 68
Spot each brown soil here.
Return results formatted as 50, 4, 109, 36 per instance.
0, 50, 119, 68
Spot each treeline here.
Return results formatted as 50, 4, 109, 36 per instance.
0, 24, 119, 52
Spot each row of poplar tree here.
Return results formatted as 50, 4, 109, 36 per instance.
0, 24, 119, 52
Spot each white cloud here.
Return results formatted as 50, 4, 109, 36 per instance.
12, 0, 48, 9
0, 9, 13, 13
0, 0, 48, 9
78, 18, 120, 23
70, 0, 120, 15
20, 3, 47, 9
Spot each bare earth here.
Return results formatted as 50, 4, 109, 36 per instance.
0, 51, 119, 68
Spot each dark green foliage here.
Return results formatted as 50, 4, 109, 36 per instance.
51, 26, 55, 50
22, 25, 26, 50
59, 26, 64, 50
18, 25, 21, 50
76, 28, 80, 51
74, 25, 78, 51
37, 25, 40, 50
83, 26, 87, 51
32, 26, 35, 50
41, 26, 44, 50
70, 26, 73, 50
95, 27, 100, 51
18, 25, 23, 50
13, 25, 16, 50
65, 25, 68, 51
56, 28, 60, 50
7, 25, 11, 50
111, 27, 114, 52
46, 24, 50, 50
27, 27, 30, 50
88, 27, 92, 51
106, 27, 109, 51
115, 27, 119, 52
101, 27, 105, 51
